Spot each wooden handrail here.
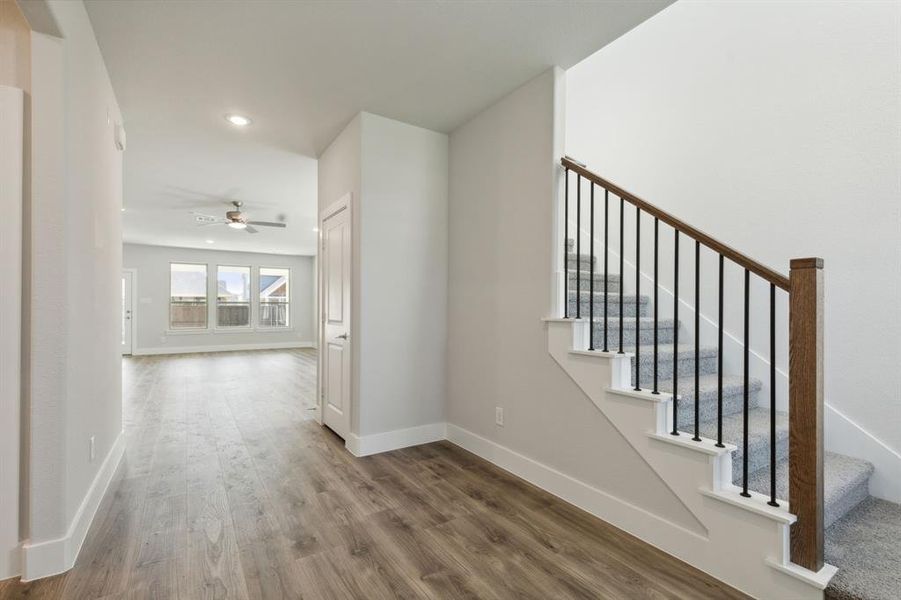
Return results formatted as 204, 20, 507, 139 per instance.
561, 157, 790, 291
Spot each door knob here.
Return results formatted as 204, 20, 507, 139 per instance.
336, 333, 348, 340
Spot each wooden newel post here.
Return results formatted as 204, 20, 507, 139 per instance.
789, 257, 824, 571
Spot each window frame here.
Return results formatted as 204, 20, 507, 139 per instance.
257, 266, 291, 330
215, 264, 253, 330
168, 262, 209, 331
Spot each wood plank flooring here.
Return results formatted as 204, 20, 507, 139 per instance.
0, 349, 748, 599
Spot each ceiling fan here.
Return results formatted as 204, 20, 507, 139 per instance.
192, 201, 286, 234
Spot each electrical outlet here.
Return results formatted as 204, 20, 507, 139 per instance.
495, 407, 504, 426
89, 435, 96, 462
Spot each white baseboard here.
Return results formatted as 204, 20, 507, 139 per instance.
132, 341, 314, 356
346, 422, 447, 457
826, 403, 901, 503
445, 423, 706, 546
22, 431, 125, 581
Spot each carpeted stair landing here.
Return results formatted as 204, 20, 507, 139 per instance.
565, 246, 900, 600
824, 497, 901, 600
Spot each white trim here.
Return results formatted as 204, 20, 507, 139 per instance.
765, 558, 838, 591
22, 431, 125, 581
133, 341, 314, 356
446, 422, 709, 541
345, 423, 446, 457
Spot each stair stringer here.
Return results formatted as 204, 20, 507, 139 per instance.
546, 318, 836, 599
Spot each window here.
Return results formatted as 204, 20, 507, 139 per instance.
259, 267, 289, 327
217, 265, 251, 327
170, 263, 208, 329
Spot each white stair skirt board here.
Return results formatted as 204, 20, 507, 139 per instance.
22, 431, 125, 581
825, 403, 901, 503
132, 341, 314, 356
544, 319, 835, 600
345, 423, 447, 457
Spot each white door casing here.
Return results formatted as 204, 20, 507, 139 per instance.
121, 270, 135, 355
320, 195, 352, 440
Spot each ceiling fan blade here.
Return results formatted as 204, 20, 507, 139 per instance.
245, 225, 259, 234
246, 221, 287, 228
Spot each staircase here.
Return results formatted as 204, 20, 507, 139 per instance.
549, 157, 899, 600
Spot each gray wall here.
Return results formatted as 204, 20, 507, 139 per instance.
446, 68, 700, 529
124, 243, 315, 353
26, 0, 123, 547
318, 112, 448, 438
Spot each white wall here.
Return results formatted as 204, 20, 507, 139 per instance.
318, 112, 447, 445
565, 1, 901, 497
20, 0, 124, 579
358, 113, 447, 437
0, 84, 24, 580
317, 114, 362, 433
123, 243, 315, 353
446, 68, 703, 530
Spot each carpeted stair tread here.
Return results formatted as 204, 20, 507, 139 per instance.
591, 317, 676, 347
630, 344, 719, 381
567, 270, 621, 292
824, 497, 901, 600
714, 408, 788, 484
747, 452, 874, 529
652, 374, 762, 422
565, 252, 596, 270
567, 292, 649, 318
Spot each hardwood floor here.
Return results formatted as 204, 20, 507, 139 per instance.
1, 349, 747, 599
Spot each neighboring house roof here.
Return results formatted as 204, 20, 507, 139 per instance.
260, 275, 287, 299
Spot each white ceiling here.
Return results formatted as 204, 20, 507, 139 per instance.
85, 0, 671, 256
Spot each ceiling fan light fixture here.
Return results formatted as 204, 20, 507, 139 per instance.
225, 113, 252, 127
228, 221, 247, 230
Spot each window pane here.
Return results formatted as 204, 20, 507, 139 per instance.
259, 267, 289, 327
170, 263, 207, 329
217, 265, 250, 327
217, 266, 250, 302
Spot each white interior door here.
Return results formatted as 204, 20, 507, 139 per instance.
321, 200, 352, 440
121, 270, 134, 355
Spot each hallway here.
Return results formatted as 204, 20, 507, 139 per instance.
1, 349, 745, 599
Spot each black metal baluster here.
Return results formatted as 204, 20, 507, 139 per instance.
564, 168, 569, 318
768, 283, 779, 507
576, 175, 582, 319
589, 184, 596, 351
716, 255, 725, 448
618, 197, 624, 354
693, 241, 701, 442
741, 268, 751, 498
671, 230, 680, 436
653, 218, 659, 394
634, 206, 641, 391
603, 190, 609, 352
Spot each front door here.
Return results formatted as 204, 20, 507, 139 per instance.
121, 270, 134, 355
320, 198, 351, 440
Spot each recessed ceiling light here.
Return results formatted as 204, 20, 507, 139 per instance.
228, 221, 247, 230
225, 114, 252, 127
205, 239, 215, 244
121, 207, 126, 212
312, 227, 319, 232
